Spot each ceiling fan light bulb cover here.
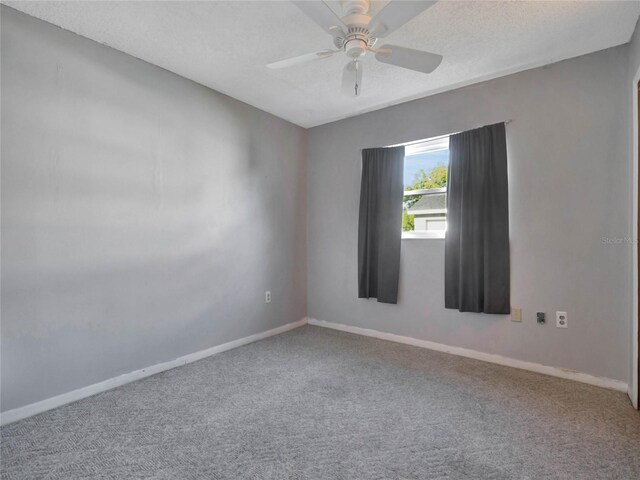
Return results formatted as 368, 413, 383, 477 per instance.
344, 39, 367, 59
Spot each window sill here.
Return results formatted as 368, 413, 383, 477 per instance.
402, 231, 446, 240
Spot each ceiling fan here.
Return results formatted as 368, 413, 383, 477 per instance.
267, 0, 442, 97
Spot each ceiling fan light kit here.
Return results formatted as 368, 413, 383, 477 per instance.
267, 0, 443, 97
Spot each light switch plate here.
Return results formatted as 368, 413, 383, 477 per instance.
511, 307, 522, 322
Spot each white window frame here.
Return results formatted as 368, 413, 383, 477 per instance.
401, 135, 449, 240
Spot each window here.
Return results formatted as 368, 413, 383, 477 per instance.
402, 135, 449, 239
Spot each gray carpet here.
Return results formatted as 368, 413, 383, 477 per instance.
1, 325, 639, 479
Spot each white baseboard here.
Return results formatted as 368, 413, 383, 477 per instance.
3, 316, 627, 426
1, 318, 308, 426
307, 318, 628, 393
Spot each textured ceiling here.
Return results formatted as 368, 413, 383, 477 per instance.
3, 1, 639, 127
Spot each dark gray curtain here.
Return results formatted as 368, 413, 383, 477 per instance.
445, 123, 510, 314
358, 146, 405, 304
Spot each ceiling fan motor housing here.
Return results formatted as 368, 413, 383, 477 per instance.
337, 1, 377, 59
334, 26, 377, 58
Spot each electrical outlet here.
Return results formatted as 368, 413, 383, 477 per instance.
556, 311, 568, 328
510, 307, 522, 322
265, 291, 271, 304
537, 312, 546, 325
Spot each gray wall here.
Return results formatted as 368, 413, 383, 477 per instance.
1, 7, 307, 412
307, 45, 631, 382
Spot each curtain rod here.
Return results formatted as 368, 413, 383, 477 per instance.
389, 120, 513, 148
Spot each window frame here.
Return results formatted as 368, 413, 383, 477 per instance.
401, 136, 450, 240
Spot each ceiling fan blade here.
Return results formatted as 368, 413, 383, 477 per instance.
341, 61, 363, 97
375, 44, 442, 74
369, 1, 438, 38
267, 50, 338, 69
292, 1, 346, 36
